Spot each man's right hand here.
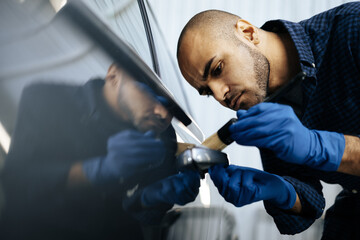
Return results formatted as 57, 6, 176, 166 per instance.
209, 164, 297, 210
82, 130, 167, 187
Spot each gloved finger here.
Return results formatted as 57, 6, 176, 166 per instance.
108, 145, 166, 172
121, 142, 165, 164
235, 103, 266, 119
208, 164, 227, 174
235, 109, 247, 119
126, 154, 165, 166
221, 166, 267, 207
226, 165, 266, 177
144, 130, 156, 138
245, 102, 280, 116
156, 96, 170, 108
181, 170, 201, 187
135, 82, 169, 108
230, 124, 288, 147
172, 171, 200, 197
229, 116, 262, 134
135, 81, 157, 98
227, 165, 260, 190
159, 172, 200, 205
230, 109, 281, 134
109, 130, 163, 150
174, 171, 200, 204
226, 169, 243, 202
209, 165, 230, 196
230, 128, 270, 146
225, 164, 245, 174
182, 171, 201, 199
216, 166, 248, 206
235, 102, 282, 123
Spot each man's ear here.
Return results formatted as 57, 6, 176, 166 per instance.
235, 19, 260, 45
106, 64, 117, 80
105, 63, 122, 86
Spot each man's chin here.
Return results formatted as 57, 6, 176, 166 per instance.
235, 99, 262, 111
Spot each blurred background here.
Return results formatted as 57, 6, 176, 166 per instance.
0, 0, 353, 239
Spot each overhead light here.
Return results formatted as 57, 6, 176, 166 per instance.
49, 0, 67, 12
0, 122, 10, 154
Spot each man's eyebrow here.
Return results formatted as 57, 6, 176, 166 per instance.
202, 56, 216, 81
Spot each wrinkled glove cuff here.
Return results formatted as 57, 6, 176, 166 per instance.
271, 177, 297, 210
307, 130, 345, 171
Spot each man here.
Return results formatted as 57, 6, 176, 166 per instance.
177, 2, 360, 239
0, 64, 200, 239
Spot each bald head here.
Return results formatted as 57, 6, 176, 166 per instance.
177, 10, 241, 59
176, 10, 274, 110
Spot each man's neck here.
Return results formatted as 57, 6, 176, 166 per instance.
262, 31, 301, 94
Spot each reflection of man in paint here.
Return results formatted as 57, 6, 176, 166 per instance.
1, 63, 200, 240
104, 64, 173, 134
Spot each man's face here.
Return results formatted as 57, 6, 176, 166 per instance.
118, 77, 172, 134
178, 29, 270, 110
107, 65, 172, 134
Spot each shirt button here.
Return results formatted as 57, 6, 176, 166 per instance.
311, 63, 316, 68
352, 189, 358, 194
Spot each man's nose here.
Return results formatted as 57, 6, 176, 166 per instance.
153, 104, 171, 121
208, 81, 229, 102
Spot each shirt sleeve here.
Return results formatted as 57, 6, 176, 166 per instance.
260, 149, 325, 235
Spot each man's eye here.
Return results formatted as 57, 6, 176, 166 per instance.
212, 62, 223, 77
199, 88, 213, 97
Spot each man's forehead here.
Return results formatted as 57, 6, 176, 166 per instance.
180, 55, 205, 86
180, 32, 213, 77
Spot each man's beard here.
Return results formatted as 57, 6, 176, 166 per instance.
234, 38, 270, 106
251, 47, 270, 103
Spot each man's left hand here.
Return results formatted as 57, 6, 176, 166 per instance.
229, 102, 345, 171
123, 171, 200, 224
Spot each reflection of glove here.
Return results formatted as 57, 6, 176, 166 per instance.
141, 170, 200, 207
136, 81, 170, 107
123, 171, 200, 224
229, 103, 345, 171
82, 130, 166, 186
209, 165, 296, 209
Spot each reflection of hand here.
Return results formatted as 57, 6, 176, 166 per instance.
209, 165, 296, 209
140, 170, 200, 207
229, 102, 345, 171
82, 130, 166, 186
122, 171, 200, 224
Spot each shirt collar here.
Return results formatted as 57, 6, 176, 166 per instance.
261, 19, 317, 78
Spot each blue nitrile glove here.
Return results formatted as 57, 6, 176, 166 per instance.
140, 170, 200, 207
136, 81, 170, 108
122, 171, 201, 224
82, 129, 166, 187
209, 164, 296, 209
229, 102, 345, 171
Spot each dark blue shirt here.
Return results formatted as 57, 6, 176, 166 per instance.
260, 2, 360, 239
